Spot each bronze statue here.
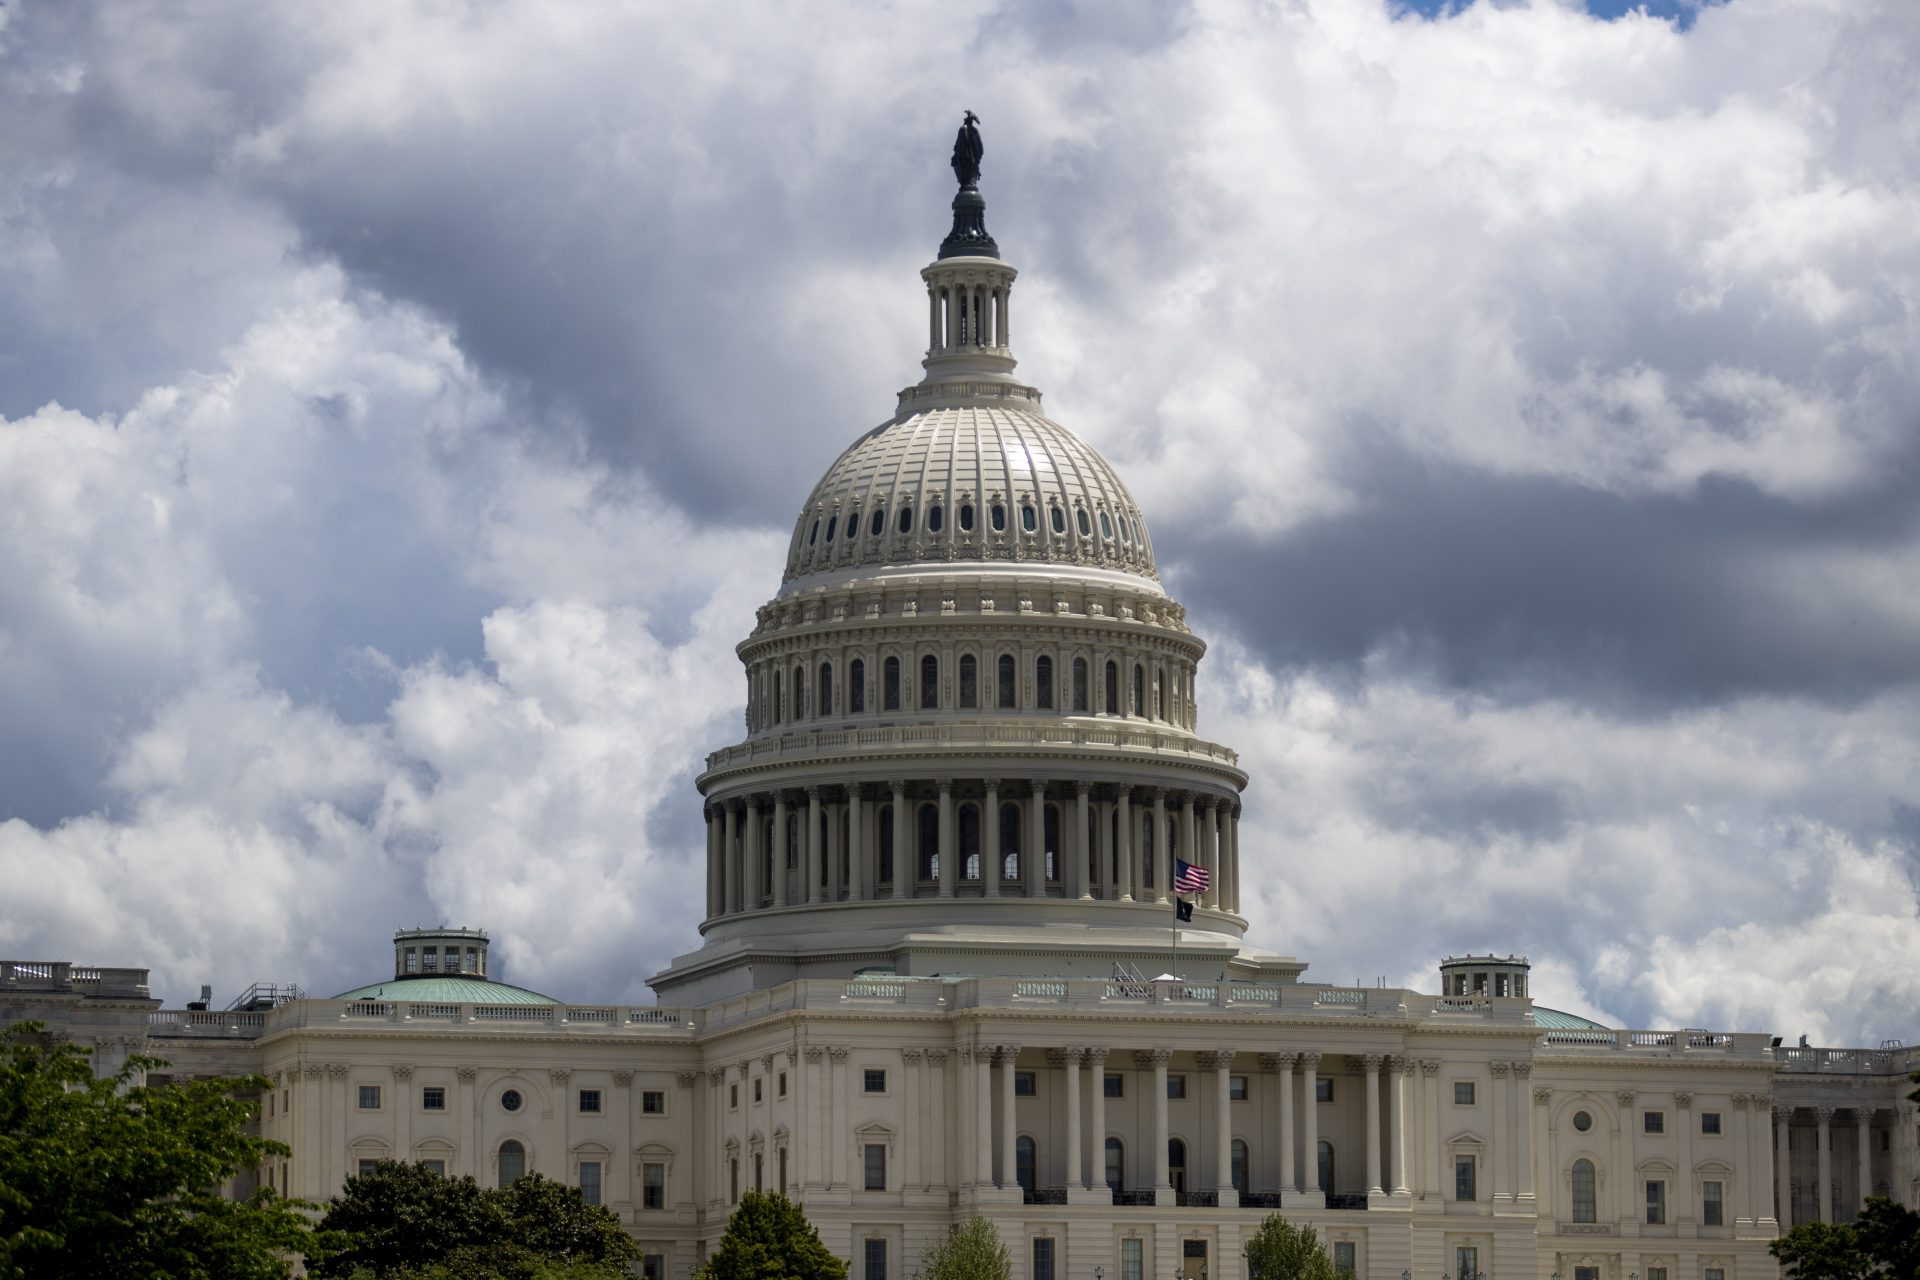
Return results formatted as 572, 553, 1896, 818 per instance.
950, 111, 983, 188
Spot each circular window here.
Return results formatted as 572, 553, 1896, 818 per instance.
501, 1088, 523, 1113
1572, 1110, 1592, 1132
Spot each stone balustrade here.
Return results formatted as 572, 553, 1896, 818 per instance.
2, 960, 151, 997
1775, 1044, 1920, 1074
1537, 1027, 1774, 1058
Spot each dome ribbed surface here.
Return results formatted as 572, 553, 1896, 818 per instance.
332, 975, 559, 1005
783, 406, 1157, 587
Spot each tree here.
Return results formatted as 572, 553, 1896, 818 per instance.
1771, 1199, 1920, 1280
314, 1164, 638, 1280
0, 1020, 330, 1280
917, 1216, 1011, 1280
694, 1192, 847, 1280
1243, 1214, 1339, 1280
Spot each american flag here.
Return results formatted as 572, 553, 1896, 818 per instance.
1173, 857, 1210, 895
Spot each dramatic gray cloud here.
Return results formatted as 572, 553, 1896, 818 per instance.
1, 0, 1916, 1043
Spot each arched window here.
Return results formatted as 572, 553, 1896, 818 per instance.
1105, 1137, 1125, 1192
773, 670, 783, 725
1035, 655, 1054, 709
1016, 1136, 1037, 1194
883, 657, 900, 711
1104, 661, 1119, 715
877, 804, 895, 884
1099, 511, 1114, 539
991, 503, 1007, 532
1000, 802, 1022, 881
1120, 516, 1133, 543
918, 803, 940, 882
825, 515, 837, 542
1232, 1139, 1250, 1196
1168, 1139, 1187, 1195
1076, 508, 1091, 537
959, 503, 975, 532
849, 659, 865, 713
1050, 505, 1067, 534
809, 519, 819, 546
959, 655, 978, 709
498, 1139, 525, 1187
927, 504, 944, 533
1132, 664, 1145, 717
1072, 658, 1089, 712
1021, 504, 1037, 533
897, 506, 914, 534
870, 508, 885, 538
1043, 805, 1061, 881
792, 665, 805, 721
1571, 1159, 1597, 1223
818, 662, 833, 717
960, 803, 981, 880
997, 654, 1016, 709
1317, 1141, 1334, 1195
920, 655, 939, 709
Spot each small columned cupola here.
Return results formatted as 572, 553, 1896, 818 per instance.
393, 926, 489, 980
1439, 952, 1530, 999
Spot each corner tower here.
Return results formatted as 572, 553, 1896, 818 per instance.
652, 121, 1291, 1004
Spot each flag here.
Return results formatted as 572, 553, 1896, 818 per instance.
1174, 898, 1194, 922
1173, 857, 1210, 894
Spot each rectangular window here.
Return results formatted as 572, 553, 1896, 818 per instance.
730, 1084, 739, 1109
422, 1085, 446, 1111
1104, 1073, 1124, 1099
1646, 1268, 1668, 1280
754, 1078, 763, 1103
1455, 1154, 1477, 1202
357, 1158, 379, 1177
1167, 1074, 1187, 1100
643, 1162, 666, 1210
1455, 1247, 1478, 1280
1316, 1078, 1334, 1102
864, 1143, 887, 1191
1702, 1180, 1724, 1226
1701, 1111, 1722, 1135
1015, 1071, 1037, 1097
1645, 1110, 1666, 1134
421, 1159, 446, 1176
1646, 1179, 1667, 1225
1032, 1238, 1055, 1280
865, 1239, 888, 1280
1705, 1270, 1725, 1280
579, 1161, 602, 1206
864, 1069, 887, 1093
1333, 1242, 1356, 1276
1576, 1267, 1601, 1280
358, 1085, 381, 1110
643, 1089, 665, 1114
643, 1255, 666, 1280
268, 1093, 275, 1118
1454, 1081, 1476, 1105
579, 1088, 602, 1114
1230, 1075, 1249, 1101
779, 1072, 788, 1098
1121, 1239, 1143, 1280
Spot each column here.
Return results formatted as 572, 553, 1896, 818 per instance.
1180, 794, 1197, 891
937, 781, 956, 897
928, 1050, 949, 1190
830, 1047, 850, 1189
1208, 1050, 1238, 1206
1300, 1052, 1322, 1194
846, 784, 866, 902
723, 802, 741, 913
772, 792, 789, 908
1146, 1049, 1174, 1202
1278, 1053, 1297, 1192
1063, 1047, 1085, 1189
709, 1068, 727, 1203
1224, 803, 1241, 913
1428, 1063, 1445, 1202
1364, 1054, 1384, 1195
1116, 787, 1135, 901
928, 285, 940, 350
1676, 1091, 1695, 1225
1858, 1107, 1874, 1217
705, 807, 721, 917
984, 780, 1001, 896
1086, 1049, 1109, 1192
1001, 282, 1012, 347
1095, 795, 1113, 899
1151, 789, 1169, 903
1073, 782, 1092, 899
1027, 781, 1046, 895
1199, 800, 1219, 909
1816, 1107, 1835, 1223
902, 1050, 925, 1190
974, 1046, 993, 1187
746, 798, 765, 907
1776, 1104, 1793, 1227
999, 1046, 1020, 1189
806, 786, 824, 904
1515, 1064, 1537, 1204
1390, 1056, 1410, 1195
826, 797, 843, 901
890, 781, 908, 898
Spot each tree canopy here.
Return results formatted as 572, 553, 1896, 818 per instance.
694, 1192, 847, 1280
0, 1020, 328, 1280
1771, 1198, 1920, 1280
1244, 1214, 1339, 1280
916, 1215, 1011, 1280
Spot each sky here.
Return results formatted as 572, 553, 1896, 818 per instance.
1, 0, 1916, 1044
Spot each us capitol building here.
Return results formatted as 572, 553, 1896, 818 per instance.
6, 123, 1915, 1280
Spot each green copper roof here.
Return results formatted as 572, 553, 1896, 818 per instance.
332, 975, 559, 1005
1534, 1005, 1610, 1031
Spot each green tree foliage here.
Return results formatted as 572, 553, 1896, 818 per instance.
916, 1215, 1011, 1280
1771, 1199, 1920, 1280
0, 1020, 328, 1280
315, 1163, 638, 1280
694, 1192, 848, 1280
1243, 1214, 1339, 1280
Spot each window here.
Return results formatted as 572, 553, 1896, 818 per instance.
1572, 1109, 1593, 1132
1703, 1180, 1724, 1226
1104, 661, 1118, 714
1454, 1081, 1475, 1105
1167, 1138, 1187, 1194
1455, 1247, 1479, 1280
1121, 1239, 1143, 1280
643, 1090, 665, 1115
1646, 1178, 1667, 1224
1021, 504, 1037, 532
864, 1069, 887, 1093
1647, 1269, 1668, 1280
1132, 664, 1145, 716
779, 1072, 787, 1098
358, 1085, 382, 1110
1033, 1237, 1056, 1280
999, 801, 1022, 880
1050, 505, 1067, 535
422, 1086, 446, 1111
1016, 1135, 1037, 1193
850, 659, 865, 712
1015, 1071, 1037, 1097
920, 655, 938, 709
644, 1257, 666, 1280
730, 1157, 739, 1203
1576, 1269, 1602, 1280
818, 662, 833, 716
959, 503, 975, 532
501, 1089, 523, 1113
643, 1161, 665, 1210
421, 1159, 446, 1176
358, 1158, 379, 1177
883, 656, 900, 710
959, 654, 978, 707
1036, 655, 1054, 708
779, 1146, 788, 1190
1072, 658, 1089, 712
990, 502, 1006, 532
1455, 1154, 1477, 1201
755, 1151, 764, 1191
1705, 1270, 1725, 1280
1332, 1242, 1356, 1276
579, 1089, 602, 1114
897, 505, 913, 534
1104, 1073, 1124, 1098
809, 518, 819, 545
865, 1239, 888, 1280
997, 653, 1016, 708
1100, 511, 1115, 540
498, 1140, 525, 1187
1702, 1112, 1722, 1135
1571, 1158, 1597, 1222
1167, 1074, 1187, 1100
1076, 508, 1091, 537
579, 1160, 602, 1206
960, 803, 981, 879
1645, 1110, 1666, 1134
730, 1083, 739, 1109
753, 1078, 763, 1103
864, 1143, 887, 1191
1231, 1139, 1250, 1194
826, 515, 837, 542
1319, 1141, 1335, 1194
792, 664, 805, 720
927, 504, 943, 533
1230, 1075, 1249, 1101
1105, 1137, 1125, 1191
918, 802, 939, 880
1316, 1078, 1334, 1103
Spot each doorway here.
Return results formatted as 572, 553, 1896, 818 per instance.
1181, 1239, 1208, 1280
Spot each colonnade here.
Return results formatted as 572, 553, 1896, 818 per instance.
1780, 1103, 1911, 1225
702, 781, 1243, 921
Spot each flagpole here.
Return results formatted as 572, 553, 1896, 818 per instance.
1172, 896, 1179, 980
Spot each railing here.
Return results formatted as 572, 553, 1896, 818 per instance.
1314, 989, 1365, 1007
1326, 1194, 1369, 1211
1537, 1028, 1771, 1058
1015, 981, 1068, 999
1185, 1190, 1219, 1208
146, 1010, 267, 1037
704, 724, 1241, 773
147, 999, 699, 1037
472, 1006, 553, 1023
1023, 1187, 1069, 1205
1241, 1192, 1284, 1209
1114, 1189, 1157, 1206
564, 1007, 618, 1024
843, 981, 908, 1000
1776, 1046, 1919, 1074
